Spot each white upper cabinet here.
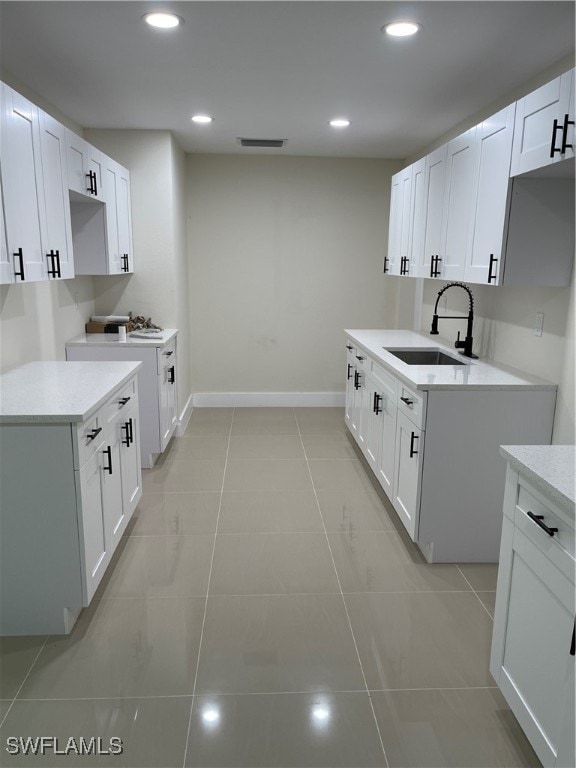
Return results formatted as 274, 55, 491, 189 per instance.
0, 176, 11, 284
102, 157, 133, 275
511, 69, 575, 176
0, 83, 47, 283
464, 104, 516, 285
67, 130, 105, 201
38, 111, 74, 280
418, 145, 447, 279
386, 165, 412, 276
441, 126, 479, 281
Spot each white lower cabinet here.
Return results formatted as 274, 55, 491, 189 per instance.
491, 465, 575, 768
0, 369, 142, 635
344, 334, 557, 563
66, 331, 178, 468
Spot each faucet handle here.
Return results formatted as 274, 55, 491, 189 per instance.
454, 331, 464, 349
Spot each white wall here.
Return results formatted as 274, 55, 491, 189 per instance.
186, 155, 401, 396
85, 129, 192, 420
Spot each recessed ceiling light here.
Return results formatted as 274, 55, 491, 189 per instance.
329, 119, 351, 128
383, 21, 421, 37
143, 12, 182, 29
191, 114, 214, 124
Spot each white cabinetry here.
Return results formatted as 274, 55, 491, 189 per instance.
0, 363, 142, 635
67, 130, 105, 201
418, 145, 447, 280
511, 69, 575, 176
491, 461, 575, 768
66, 331, 178, 468
102, 156, 133, 274
344, 332, 557, 562
386, 165, 412, 276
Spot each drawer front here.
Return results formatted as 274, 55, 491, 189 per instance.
76, 412, 105, 469
103, 376, 138, 426
397, 382, 425, 429
516, 484, 575, 562
370, 361, 398, 405
157, 339, 177, 374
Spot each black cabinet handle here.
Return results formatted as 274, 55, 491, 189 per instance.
487, 254, 498, 284
400, 396, 414, 406
383, 256, 389, 274
103, 446, 113, 474
121, 254, 129, 272
128, 417, 134, 446
373, 392, 383, 415
354, 370, 361, 390
122, 421, 130, 446
561, 113, 574, 154
346, 345, 353, 351
163, 350, 174, 357
13, 248, 25, 281
550, 119, 563, 157
409, 431, 419, 458
347, 363, 353, 380
87, 426, 102, 442
430, 255, 442, 278
570, 621, 575, 656
526, 511, 558, 537
46, 249, 61, 278
86, 170, 96, 195
168, 365, 175, 384
356, 355, 364, 362
118, 396, 131, 407
400, 256, 409, 276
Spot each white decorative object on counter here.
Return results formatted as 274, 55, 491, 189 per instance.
491, 445, 575, 768
0, 361, 142, 635
66, 329, 178, 468
344, 330, 557, 562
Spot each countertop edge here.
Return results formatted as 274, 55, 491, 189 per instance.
500, 445, 575, 512
65, 329, 178, 347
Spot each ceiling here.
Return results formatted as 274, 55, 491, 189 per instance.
0, 1, 574, 159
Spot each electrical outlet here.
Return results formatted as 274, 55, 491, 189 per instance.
534, 312, 544, 337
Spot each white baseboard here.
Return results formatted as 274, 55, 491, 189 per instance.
192, 392, 345, 408
175, 392, 194, 436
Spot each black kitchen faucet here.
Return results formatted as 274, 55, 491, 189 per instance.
430, 282, 478, 359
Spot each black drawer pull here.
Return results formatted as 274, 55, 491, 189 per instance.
400, 396, 414, 406
570, 621, 575, 656
526, 511, 558, 537
356, 355, 364, 362
118, 396, 131, 407
347, 363, 353, 380
168, 365, 175, 384
163, 350, 174, 357
122, 421, 131, 446
550, 119, 563, 157
354, 370, 361, 390
87, 427, 102, 442
103, 446, 113, 475
373, 392, 383, 415
13, 248, 25, 281
128, 417, 134, 446
46, 249, 61, 278
383, 256, 389, 274
487, 254, 498, 284
409, 431, 419, 458
561, 113, 574, 154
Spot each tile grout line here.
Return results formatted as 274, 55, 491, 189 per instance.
455, 565, 495, 621
0, 636, 49, 728
294, 410, 390, 768
181, 408, 235, 768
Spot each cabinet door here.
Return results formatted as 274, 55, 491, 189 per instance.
392, 410, 423, 539
38, 110, 74, 280
408, 158, 426, 277
511, 70, 574, 176
365, 378, 381, 471
491, 518, 575, 767
376, 394, 397, 496
357, 363, 371, 455
441, 126, 478, 281
103, 159, 121, 274
464, 104, 515, 285
1, 84, 47, 283
116, 165, 133, 273
160, 358, 177, 450
419, 145, 447, 279
101, 424, 124, 559
344, 345, 356, 431
119, 403, 142, 528
387, 167, 411, 276
78, 447, 108, 604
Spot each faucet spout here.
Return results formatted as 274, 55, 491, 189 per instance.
429, 282, 478, 359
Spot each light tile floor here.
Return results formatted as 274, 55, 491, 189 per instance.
0, 408, 540, 767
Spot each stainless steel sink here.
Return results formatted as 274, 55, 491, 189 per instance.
384, 347, 467, 366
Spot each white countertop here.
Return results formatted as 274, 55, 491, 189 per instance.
500, 445, 575, 512
345, 330, 557, 391
66, 328, 178, 348
0, 361, 142, 424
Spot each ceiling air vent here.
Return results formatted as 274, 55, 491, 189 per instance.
237, 138, 287, 148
